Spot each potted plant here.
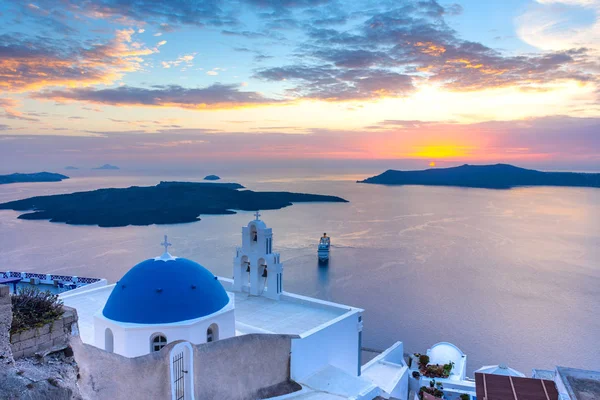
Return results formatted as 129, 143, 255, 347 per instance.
418, 386, 444, 399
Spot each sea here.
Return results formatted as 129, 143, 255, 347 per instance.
0, 168, 598, 375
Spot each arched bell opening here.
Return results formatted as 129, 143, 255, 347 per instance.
250, 224, 258, 243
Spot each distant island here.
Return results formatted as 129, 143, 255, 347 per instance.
0, 172, 69, 185
64, 166, 79, 170
358, 164, 600, 189
204, 175, 221, 181
0, 181, 348, 227
93, 164, 119, 170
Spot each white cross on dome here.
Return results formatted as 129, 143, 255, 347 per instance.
161, 235, 172, 253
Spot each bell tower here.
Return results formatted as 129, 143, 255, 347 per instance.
232, 211, 283, 300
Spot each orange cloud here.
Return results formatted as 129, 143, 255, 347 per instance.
414, 42, 447, 56
0, 29, 157, 92
446, 58, 506, 75
0, 98, 38, 121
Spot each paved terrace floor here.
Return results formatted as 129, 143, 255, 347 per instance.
233, 291, 348, 336
62, 285, 349, 344
61, 285, 113, 344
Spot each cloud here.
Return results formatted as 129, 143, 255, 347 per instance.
8, 2, 79, 35
255, 66, 414, 100
444, 3, 464, 16
516, 0, 600, 51
27, 0, 238, 28
33, 83, 282, 110
255, 1, 596, 100
1, 116, 598, 170
0, 98, 39, 121
161, 53, 196, 69
369, 120, 455, 129
221, 30, 268, 39
0, 29, 157, 92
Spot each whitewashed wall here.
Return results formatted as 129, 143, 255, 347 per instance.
94, 294, 235, 358
290, 310, 362, 381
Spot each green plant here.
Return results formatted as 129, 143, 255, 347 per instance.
443, 361, 455, 376
10, 287, 64, 334
422, 361, 454, 378
419, 354, 430, 366
419, 386, 444, 399
460, 394, 470, 400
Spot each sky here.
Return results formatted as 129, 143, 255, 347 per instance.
0, 0, 599, 171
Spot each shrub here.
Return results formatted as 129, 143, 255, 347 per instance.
422, 361, 454, 378
460, 394, 470, 400
419, 386, 444, 399
443, 361, 455, 376
419, 354, 430, 366
11, 287, 64, 334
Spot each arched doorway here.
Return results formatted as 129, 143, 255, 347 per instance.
207, 323, 219, 343
170, 342, 194, 400
105, 328, 114, 353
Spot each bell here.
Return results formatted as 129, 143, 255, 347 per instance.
246, 264, 250, 273
261, 267, 268, 278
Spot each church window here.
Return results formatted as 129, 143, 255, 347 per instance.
207, 323, 219, 342
151, 334, 167, 352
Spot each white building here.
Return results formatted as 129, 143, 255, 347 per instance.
93, 237, 236, 358
61, 213, 410, 399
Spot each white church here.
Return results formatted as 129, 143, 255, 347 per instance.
61, 212, 411, 399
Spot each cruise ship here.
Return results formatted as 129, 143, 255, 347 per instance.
318, 233, 330, 263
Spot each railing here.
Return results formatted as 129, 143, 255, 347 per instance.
0, 271, 102, 285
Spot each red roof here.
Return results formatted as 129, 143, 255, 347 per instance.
475, 373, 559, 400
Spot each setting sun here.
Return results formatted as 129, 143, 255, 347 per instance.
411, 144, 473, 159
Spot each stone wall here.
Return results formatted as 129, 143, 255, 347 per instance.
0, 284, 13, 365
10, 306, 78, 359
71, 333, 298, 400
192, 333, 295, 399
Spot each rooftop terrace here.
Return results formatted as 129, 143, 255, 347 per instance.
233, 291, 350, 336
557, 366, 600, 400
61, 279, 355, 344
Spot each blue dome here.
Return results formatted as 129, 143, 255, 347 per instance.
103, 257, 229, 324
